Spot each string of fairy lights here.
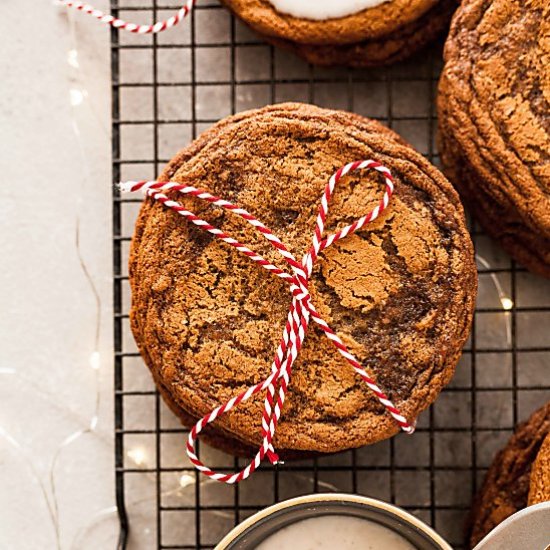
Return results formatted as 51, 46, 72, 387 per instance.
0, 1, 516, 547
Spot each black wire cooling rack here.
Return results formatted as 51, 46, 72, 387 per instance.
111, 2, 550, 548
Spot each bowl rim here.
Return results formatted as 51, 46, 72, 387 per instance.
215, 492, 453, 549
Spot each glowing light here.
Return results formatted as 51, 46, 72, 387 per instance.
0, 368, 16, 375
128, 447, 146, 466
70, 88, 84, 106
89, 351, 101, 370
90, 416, 98, 430
179, 473, 194, 488
67, 48, 80, 68
501, 297, 514, 311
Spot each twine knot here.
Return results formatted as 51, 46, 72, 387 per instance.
119, 159, 416, 484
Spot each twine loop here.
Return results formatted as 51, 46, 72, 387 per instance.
119, 159, 416, 483
57, 0, 195, 34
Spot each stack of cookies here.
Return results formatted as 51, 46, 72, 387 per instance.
438, 0, 550, 277
468, 402, 550, 547
129, 103, 477, 458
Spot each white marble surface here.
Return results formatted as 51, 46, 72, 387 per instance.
2, 2, 550, 549
0, 1, 117, 548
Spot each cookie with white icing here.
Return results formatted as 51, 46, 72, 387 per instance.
221, 0, 458, 67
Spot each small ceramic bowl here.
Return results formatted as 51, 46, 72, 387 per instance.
215, 493, 452, 549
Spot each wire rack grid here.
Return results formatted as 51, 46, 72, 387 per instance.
111, 1, 550, 549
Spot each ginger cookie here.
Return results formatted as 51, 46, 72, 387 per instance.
221, 0, 458, 67
468, 402, 550, 547
438, 0, 550, 278
528, 432, 550, 506
129, 102, 476, 456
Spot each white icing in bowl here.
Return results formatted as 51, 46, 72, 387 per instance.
256, 515, 416, 550
267, 0, 392, 21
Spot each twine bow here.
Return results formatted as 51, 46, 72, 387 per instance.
119, 159, 415, 484
57, 0, 195, 34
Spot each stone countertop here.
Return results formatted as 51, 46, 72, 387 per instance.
0, 1, 116, 548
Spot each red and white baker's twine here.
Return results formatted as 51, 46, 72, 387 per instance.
57, 0, 195, 33
119, 160, 415, 483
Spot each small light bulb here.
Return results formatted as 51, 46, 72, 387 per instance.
67, 49, 79, 68
501, 297, 514, 310
179, 473, 194, 488
70, 88, 84, 106
89, 351, 101, 370
128, 447, 146, 466
0, 368, 16, 375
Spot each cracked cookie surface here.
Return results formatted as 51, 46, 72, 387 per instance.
528, 432, 550, 506
438, 0, 550, 277
129, 103, 476, 454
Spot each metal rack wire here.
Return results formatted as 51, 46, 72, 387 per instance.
111, 1, 550, 548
